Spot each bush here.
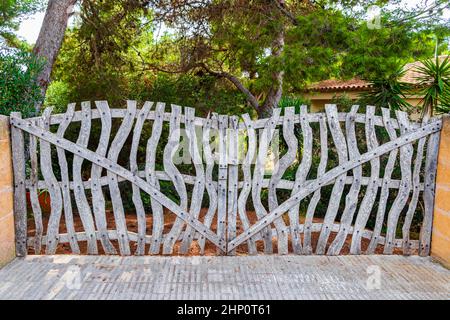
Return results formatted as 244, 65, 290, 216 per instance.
0, 48, 43, 117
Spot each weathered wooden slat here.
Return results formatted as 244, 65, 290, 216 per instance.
27, 222, 420, 250
39, 108, 64, 254
216, 114, 228, 254
269, 107, 298, 253
238, 114, 258, 254
198, 113, 219, 254
10, 112, 28, 257
90, 101, 116, 254
383, 111, 413, 254
10, 115, 226, 252
316, 105, 348, 254
28, 169, 423, 192
419, 128, 441, 256
227, 117, 442, 252
252, 108, 283, 254
180, 107, 206, 254
130, 101, 153, 255
402, 117, 427, 255
303, 114, 328, 255
327, 105, 362, 255
225, 116, 239, 255
72, 102, 98, 254
107, 100, 137, 255
32, 107, 421, 131
146, 102, 165, 254
162, 105, 189, 254
367, 108, 399, 254
288, 106, 313, 254
55, 104, 80, 254
28, 121, 43, 254
350, 106, 380, 255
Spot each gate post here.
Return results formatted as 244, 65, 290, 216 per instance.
10, 113, 27, 257
431, 114, 450, 268
0, 115, 16, 266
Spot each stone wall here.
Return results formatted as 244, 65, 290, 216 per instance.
0, 115, 15, 267
431, 115, 450, 268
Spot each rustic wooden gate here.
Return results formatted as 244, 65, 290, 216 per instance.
10, 101, 441, 256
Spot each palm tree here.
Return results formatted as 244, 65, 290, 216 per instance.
415, 56, 450, 119
360, 66, 413, 111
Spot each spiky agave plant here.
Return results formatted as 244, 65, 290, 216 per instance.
415, 56, 450, 119
360, 66, 412, 111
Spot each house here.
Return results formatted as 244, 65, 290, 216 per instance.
302, 56, 449, 112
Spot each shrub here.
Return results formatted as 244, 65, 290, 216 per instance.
0, 48, 43, 117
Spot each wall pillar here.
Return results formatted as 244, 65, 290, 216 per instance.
431, 115, 450, 268
0, 115, 16, 267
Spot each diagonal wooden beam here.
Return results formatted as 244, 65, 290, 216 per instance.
227, 119, 443, 252
10, 115, 226, 253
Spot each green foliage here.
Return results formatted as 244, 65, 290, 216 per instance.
360, 66, 413, 111
330, 93, 356, 112
44, 80, 72, 113
278, 95, 310, 114
415, 56, 450, 117
0, 48, 43, 117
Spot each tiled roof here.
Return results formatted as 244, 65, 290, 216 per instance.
307, 78, 371, 92
306, 55, 449, 92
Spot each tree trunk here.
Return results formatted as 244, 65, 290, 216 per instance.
33, 0, 77, 113
258, 23, 285, 118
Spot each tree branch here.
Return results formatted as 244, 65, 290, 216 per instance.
272, 0, 299, 26
200, 63, 260, 111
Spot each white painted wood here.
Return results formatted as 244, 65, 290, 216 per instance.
303, 114, 328, 255
31, 107, 422, 131
288, 106, 313, 254
216, 114, 228, 254
55, 104, 80, 254
39, 108, 64, 254
11, 114, 226, 252
269, 107, 298, 253
28, 121, 43, 254
227, 119, 442, 252
251, 108, 283, 254
146, 102, 165, 254
367, 108, 399, 254
91, 101, 116, 255
383, 111, 413, 254
11, 112, 28, 256
350, 106, 380, 254
27, 222, 420, 250
162, 105, 189, 254
316, 105, 348, 254
238, 114, 258, 254
72, 102, 98, 254
328, 105, 362, 255
130, 101, 153, 255
225, 116, 239, 255
402, 117, 427, 255
180, 107, 206, 254
106, 100, 137, 255
420, 128, 440, 256
198, 113, 218, 254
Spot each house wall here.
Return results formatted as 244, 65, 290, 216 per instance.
303, 90, 424, 115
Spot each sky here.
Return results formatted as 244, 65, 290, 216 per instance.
17, 1, 450, 45
17, 11, 45, 44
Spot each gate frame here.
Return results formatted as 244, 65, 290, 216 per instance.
3, 103, 448, 259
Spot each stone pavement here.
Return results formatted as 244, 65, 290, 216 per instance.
0, 255, 448, 300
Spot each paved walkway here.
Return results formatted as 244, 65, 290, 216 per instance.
0, 255, 448, 300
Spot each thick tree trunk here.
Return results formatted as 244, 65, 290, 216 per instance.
33, 0, 77, 113
258, 26, 285, 118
